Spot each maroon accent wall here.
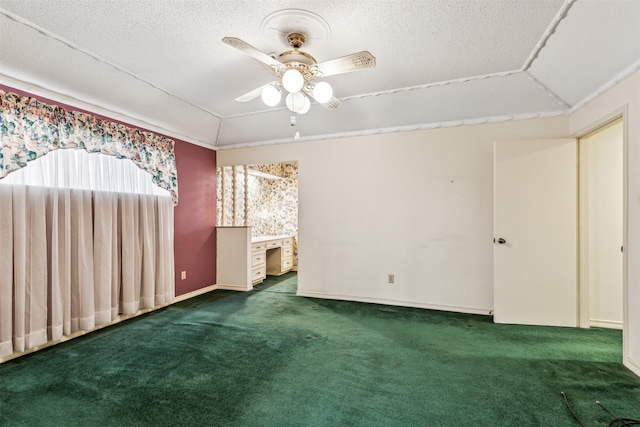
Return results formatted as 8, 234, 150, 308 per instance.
173, 140, 217, 295
1, 84, 217, 296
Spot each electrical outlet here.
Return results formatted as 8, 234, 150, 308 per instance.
181, 271, 187, 280
388, 274, 394, 284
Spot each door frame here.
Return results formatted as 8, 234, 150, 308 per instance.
578, 116, 625, 329
575, 106, 628, 354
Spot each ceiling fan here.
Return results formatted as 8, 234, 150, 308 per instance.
222, 32, 376, 115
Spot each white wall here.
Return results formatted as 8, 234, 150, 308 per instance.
571, 70, 640, 377
219, 70, 640, 377
217, 117, 570, 314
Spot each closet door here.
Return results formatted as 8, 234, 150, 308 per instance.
493, 138, 577, 327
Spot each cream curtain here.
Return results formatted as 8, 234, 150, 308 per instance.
0, 150, 175, 359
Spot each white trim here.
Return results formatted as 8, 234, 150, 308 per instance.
216, 283, 254, 292
578, 134, 590, 329
0, 74, 218, 151
589, 319, 623, 330
216, 110, 569, 150
172, 284, 218, 303
521, 0, 577, 71
573, 105, 629, 371
569, 59, 640, 114
622, 109, 630, 377
224, 70, 524, 119
296, 290, 492, 316
524, 71, 571, 108
627, 358, 640, 378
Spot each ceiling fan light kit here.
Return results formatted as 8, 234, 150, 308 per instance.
285, 91, 308, 114
222, 8, 376, 123
312, 81, 333, 104
282, 68, 305, 93
261, 84, 282, 106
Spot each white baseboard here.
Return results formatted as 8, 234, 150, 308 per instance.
590, 319, 623, 330
295, 290, 492, 316
216, 283, 253, 292
173, 284, 218, 302
175, 282, 254, 300
626, 357, 640, 378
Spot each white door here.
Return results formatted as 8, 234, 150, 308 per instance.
494, 138, 577, 326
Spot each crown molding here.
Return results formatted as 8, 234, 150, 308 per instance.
0, 74, 218, 150
215, 110, 570, 150
223, 69, 524, 120
569, 58, 640, 114
521, 0, 577, 71
0, 7, 222, 119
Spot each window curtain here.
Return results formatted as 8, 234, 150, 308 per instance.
0, 90, 177, 359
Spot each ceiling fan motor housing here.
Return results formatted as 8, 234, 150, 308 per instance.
278, 33, 318, 83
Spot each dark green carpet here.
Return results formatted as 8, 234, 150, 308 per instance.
1, 272, 639, 426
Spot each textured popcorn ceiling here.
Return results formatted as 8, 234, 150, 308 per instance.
1, 0, 639, 149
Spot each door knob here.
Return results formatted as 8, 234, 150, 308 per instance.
497, 238, 506, 244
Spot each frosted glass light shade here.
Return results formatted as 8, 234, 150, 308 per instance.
282, 69, 304, 93
298, 95, 311, 114
261, 84, 281, 106
313, 81, 333, 103
286, 92, 307, 113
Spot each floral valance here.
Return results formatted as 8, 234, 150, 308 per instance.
0, 89, 178, 204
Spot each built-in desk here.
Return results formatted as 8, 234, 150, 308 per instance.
217, 227, 294, 291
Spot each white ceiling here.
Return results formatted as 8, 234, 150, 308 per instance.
1, 0, 639, 150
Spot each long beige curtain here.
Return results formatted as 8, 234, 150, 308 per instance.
0, 151, 175, 360
0, 89, 177, 359
0, 185, 174, 358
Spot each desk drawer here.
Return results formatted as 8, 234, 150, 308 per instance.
282, 257, 293, 270
282, 245, 293, 257
251, 265, 266, 283
282, 238, 293, 246
266, 240, 282, 248
251, 252, 265, 267
252, 242, 267, 252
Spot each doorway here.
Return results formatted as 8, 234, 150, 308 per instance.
216, 162, 299, 274
493, 123, 625, 330
579, 118, 624, 329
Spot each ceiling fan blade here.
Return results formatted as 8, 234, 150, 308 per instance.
320, 96, 343, 110
314, 51, 376, 77
222, 37, 283, 72
235, 82, 277, 103
303, 86, 343, 110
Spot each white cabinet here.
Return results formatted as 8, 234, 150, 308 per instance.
216, 226, 251, 291
254, 236, 294, 280
217, 227, 294, 291
266, 237, 293, 276
251, 241, 267, 284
